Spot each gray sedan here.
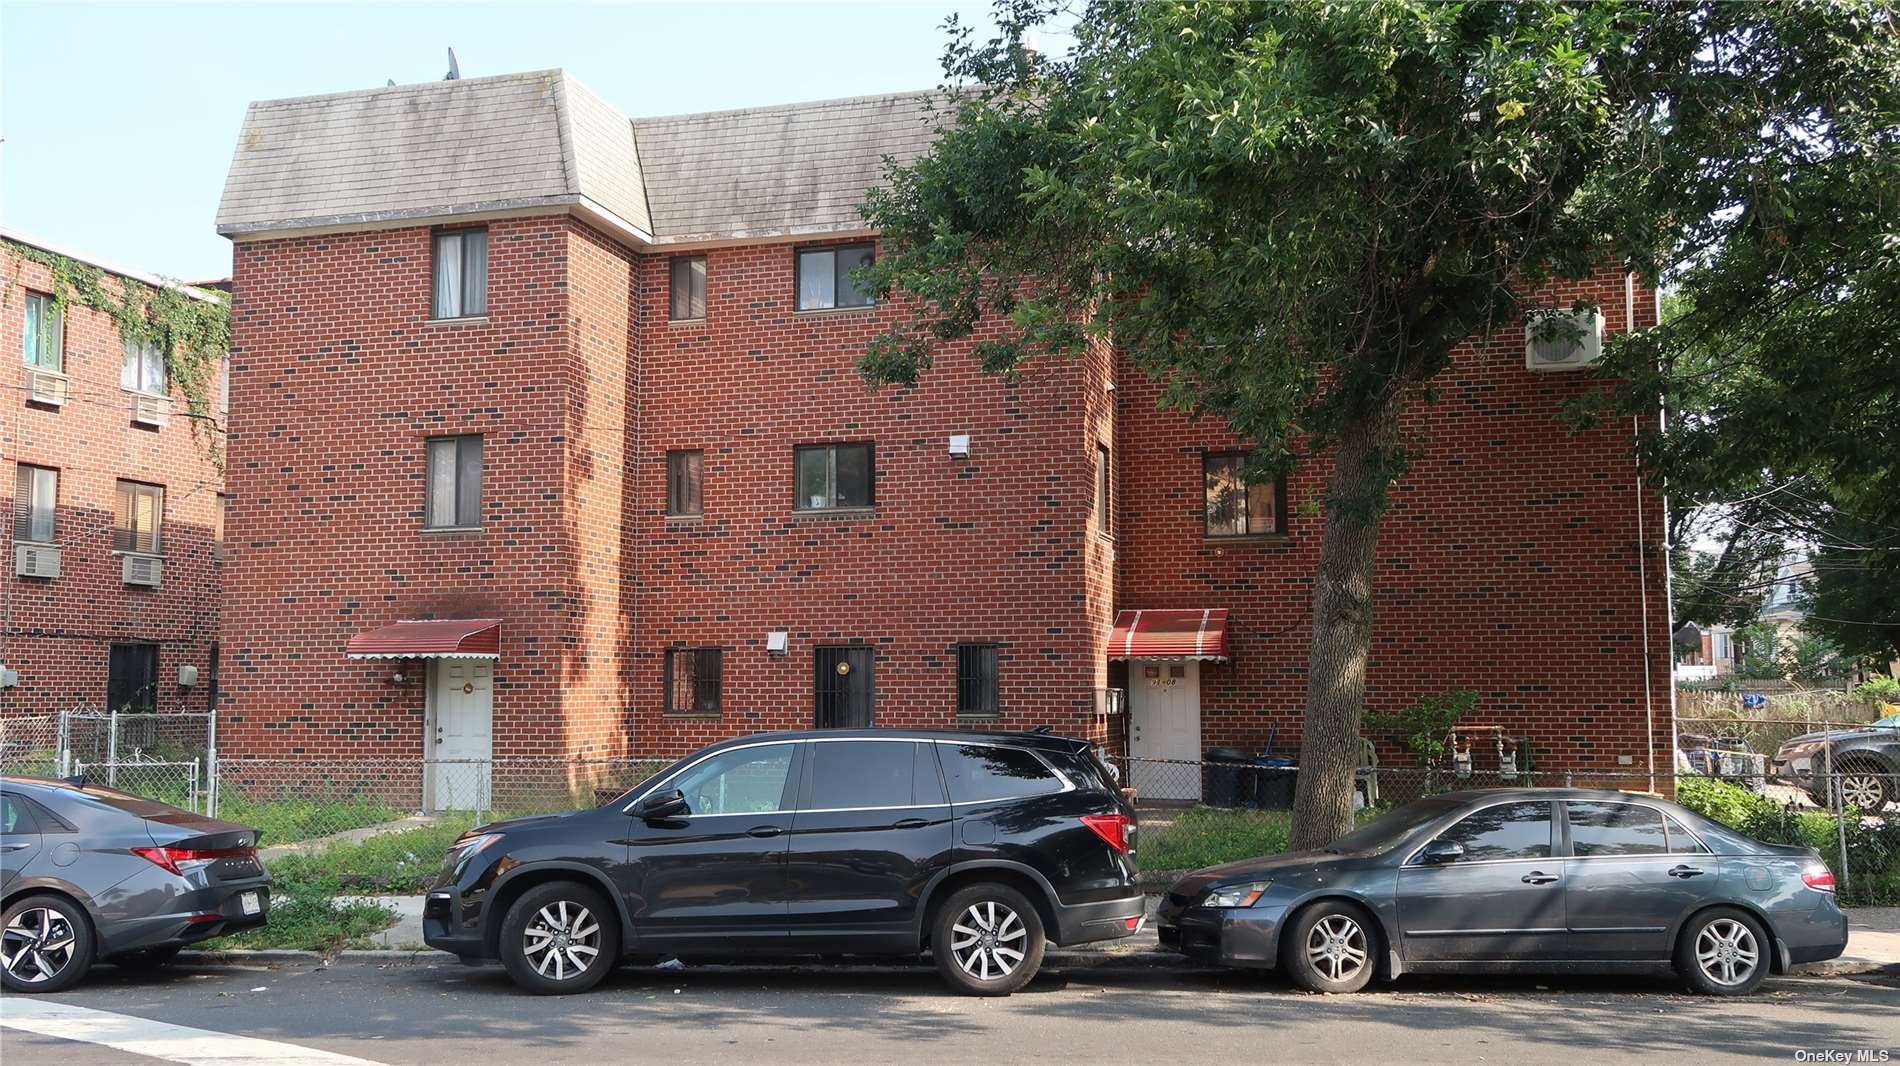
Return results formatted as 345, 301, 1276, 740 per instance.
1, 776, 271, 992
1157, 788, 1847, 995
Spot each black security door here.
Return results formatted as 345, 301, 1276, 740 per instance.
814, 646, 874, 728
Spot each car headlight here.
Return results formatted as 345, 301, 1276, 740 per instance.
1201, 881, 1271, 908
443, 833, 502, 874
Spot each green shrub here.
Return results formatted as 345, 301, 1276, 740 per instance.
1675, 775, 1900, 905
1854, 674, 1900, 707
1141, 807, 1293, 871
265, 818, 476, 893
222, 876, 396, 952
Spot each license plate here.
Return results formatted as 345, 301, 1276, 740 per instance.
240, 891, 261, 916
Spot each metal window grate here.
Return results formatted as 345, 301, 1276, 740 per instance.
664, 647, 722, 715
955, 644, 999, 717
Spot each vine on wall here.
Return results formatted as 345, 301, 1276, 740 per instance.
5, 237, 230, 466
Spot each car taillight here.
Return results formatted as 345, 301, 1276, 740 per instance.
132, 846, 255, 876
1080, 813, 1132, 854
1801, 866, 1837, 892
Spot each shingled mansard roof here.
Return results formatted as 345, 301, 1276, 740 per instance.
215, 69, 947, 248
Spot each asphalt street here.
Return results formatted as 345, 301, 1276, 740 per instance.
3, 956, 1898, 1065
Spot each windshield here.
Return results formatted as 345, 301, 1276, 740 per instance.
1876, 712, 1900, 729
1322, 797, 1462, 854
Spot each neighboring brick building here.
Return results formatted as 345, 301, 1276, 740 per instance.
213, 71, 1671, 808
2, 230, 226, 720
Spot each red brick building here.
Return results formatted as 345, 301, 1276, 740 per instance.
2, 230, 226, 720
213, 71, 1671, 807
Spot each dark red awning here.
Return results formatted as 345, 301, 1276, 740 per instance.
346, 619, 501, 660
1107, 609, 1230, 661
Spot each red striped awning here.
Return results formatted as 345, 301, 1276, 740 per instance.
346, 619, 501, 660
1107, 609, 1230, 661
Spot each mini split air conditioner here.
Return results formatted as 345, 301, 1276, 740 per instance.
122, 554, 163, 587
1524, 309, 1605, 372
131, 393, 171, 428
14, 543, 61, 579
24, 366, 68, 407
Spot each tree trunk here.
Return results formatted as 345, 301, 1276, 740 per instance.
1287, 395, 1405, 851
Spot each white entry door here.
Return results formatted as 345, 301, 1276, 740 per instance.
428, 660, 493, 812
1129, 661, 1201, 801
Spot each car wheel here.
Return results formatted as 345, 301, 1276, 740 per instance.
1, 894, 95, 993
1832, 768, 1892, 812
114, 945, 184, 971
932, 884, 1046, 996
499, 882, 620, 995
1282, 901, 1377, 994
1677, 907, 1770, 996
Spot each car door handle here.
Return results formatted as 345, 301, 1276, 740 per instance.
1668, 865, 1706, 878
892, 818, 930, 830
746, 826, 784, 838
1521, 872, 1560, 885
0, 842, 31, 853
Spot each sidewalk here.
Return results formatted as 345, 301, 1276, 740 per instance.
307, 897, 1900, 975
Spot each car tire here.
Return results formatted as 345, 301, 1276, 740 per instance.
113, 945, 184, 971
498, 881, 621, 995
1677, 907, 1771, 996
1281, 900, 1378, 994
931, 883, 1046, 997
2, 893, 95, 994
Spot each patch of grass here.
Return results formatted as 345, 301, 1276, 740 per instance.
222, 877, 396, 952
220, 795, 404, 846
1140, 807, 1294, 871
266, 818, 477, 894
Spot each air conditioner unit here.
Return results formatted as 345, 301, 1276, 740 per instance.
24, 366, 69, 407
122, 554, 163, 587
14, 543, 61, 579
1524, 309, 1605, 371
131, 393, 171, 428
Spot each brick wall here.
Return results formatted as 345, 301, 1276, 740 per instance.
1114, 271, 1674, 775
1, 241, 223, 718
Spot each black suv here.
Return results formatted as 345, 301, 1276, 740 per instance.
423, 730, 1143, 995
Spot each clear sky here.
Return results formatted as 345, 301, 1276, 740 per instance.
1, 1, 997, 282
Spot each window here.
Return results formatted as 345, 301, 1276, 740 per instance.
795, 244, 874, 311
666, 450, 703, 517
669, 743, 795, 816
1663, 812, 1710, 854
107, 643, 160, 714
1204, 452, 1281, 537
664, 647, 723, 716
941, 744, 1062, 804
1566, 802, 1668, 857
121, 338, 167, 395
213, 494, 229, 561
432, 228, 489, 319
13, 465, 57, 543
669, 256, 706, 321
795, 443, 873, 510
1096, 443, 1111, 536
806, 741, 916, 809
1426, 801, 1553, 862
23, 292, 62, 371
0, 792, 37, 836
956, 644, 999, 717
425, 435, 483, 529
114, 480, 163, 554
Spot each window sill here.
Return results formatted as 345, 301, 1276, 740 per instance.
791, 507, 877, 522
1202, 534, 1293, 547
792, 305, 877, 318
422, 526, 484, 535
956, 713, 1004, 722
663, 712, 724, 720
667, 317, 707, 328
424, 316, 489, 327
121, 388, 170, 400
111, 550, 164, 559
664, 513, 704, 523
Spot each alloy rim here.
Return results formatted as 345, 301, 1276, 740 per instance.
1694, 918, 1759, 986
522, 900, 600, 982
1305, 914, 1368, 983
1838, 774, 1885, 810
2, 907, 77, 985
950, 901, 1027, 981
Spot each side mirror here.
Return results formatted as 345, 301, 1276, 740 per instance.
633, 787, 688, 820
1419, 839, 1465, 865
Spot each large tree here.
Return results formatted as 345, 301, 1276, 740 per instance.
859, 0, 1898, 846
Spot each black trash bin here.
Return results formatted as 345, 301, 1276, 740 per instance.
1253, 756, 1297, 810
1203, 747, 1250, 807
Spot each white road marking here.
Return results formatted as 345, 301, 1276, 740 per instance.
0, 998, 391, 1066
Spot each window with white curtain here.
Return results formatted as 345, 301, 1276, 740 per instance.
795, 244, 875, 311
433, 229, 489, 319
425, 435, 483, 529
23, 292, 63, 371
121, 338, 167, 394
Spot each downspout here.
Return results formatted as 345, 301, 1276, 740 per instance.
1628, 272, 1657, 792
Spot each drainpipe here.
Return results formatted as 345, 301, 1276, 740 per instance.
1628, 272, 1659, 792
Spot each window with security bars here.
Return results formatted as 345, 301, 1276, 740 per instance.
667, 450, 703, 516
955, 644, 1000, 717
114, 480, 163, 555
664, 647, 723, 716
14, 465, 57, 543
